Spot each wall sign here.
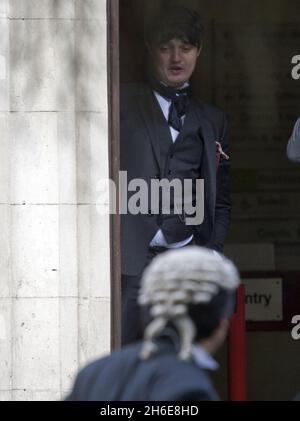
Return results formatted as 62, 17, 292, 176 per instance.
243, 277, 282, 321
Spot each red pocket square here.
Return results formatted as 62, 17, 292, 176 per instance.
216, 141, 230, 167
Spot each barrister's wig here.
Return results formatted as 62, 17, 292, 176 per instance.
138, 246, 240, 361
144, 6, 204, 49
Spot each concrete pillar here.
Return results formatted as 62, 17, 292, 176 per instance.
0, 0, 110, 401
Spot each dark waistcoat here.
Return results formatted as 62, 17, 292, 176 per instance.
152, 99, 204, 243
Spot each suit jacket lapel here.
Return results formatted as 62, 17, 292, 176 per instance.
137, 87, 162, 172
200, 119, 216, 221
190, 100, 217, 224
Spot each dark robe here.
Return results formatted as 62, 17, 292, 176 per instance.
66, 338, 219, 401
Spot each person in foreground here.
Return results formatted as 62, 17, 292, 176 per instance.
66, 246, 240, 401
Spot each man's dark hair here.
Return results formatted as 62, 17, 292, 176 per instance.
187, 289, 235, 341
144, 6, 204, 48
148, 289, 235, 343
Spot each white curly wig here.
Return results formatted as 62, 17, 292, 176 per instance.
138, 246, 240, 361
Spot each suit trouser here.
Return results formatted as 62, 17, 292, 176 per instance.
121, 243, 195, 346
121, 246, 167, 346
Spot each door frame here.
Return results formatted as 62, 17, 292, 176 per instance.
107, 0, 121, 350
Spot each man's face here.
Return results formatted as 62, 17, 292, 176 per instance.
149, 38, 200, 88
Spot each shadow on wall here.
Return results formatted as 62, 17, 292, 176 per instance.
10, 0, 101, 112
9, 0, 107, 198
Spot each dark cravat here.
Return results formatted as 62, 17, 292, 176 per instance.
149, 78, 191, 132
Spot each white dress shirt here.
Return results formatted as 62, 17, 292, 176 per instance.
191, 345, 219, 371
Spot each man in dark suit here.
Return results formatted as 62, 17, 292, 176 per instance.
121, 7, 231, 344
66, 247, 240, 401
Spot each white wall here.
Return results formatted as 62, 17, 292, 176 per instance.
0, 0, 111, 401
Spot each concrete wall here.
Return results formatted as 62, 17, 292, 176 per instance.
0, 0, 110, 401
